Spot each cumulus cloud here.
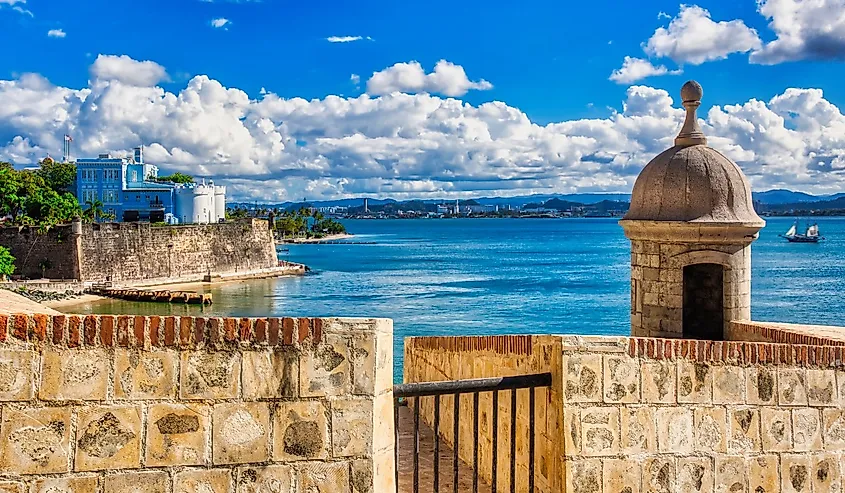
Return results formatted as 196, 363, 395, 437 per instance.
1, 55, 844, 201
89, 55, 169, 87
47, 29, 66, 38
609, 57, 681, 84
211, 18, 231, 29
366, 60, 493, 97
645, 5, 762, 64
751, 0, 845, 64
327, 36, 364, 43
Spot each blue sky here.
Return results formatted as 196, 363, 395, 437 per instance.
2, 0, 845, 200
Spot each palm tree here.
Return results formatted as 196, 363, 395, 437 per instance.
82, 199, 105, 223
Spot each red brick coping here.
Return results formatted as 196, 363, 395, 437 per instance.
731, 320, 845, 347
0, 313, 324, 348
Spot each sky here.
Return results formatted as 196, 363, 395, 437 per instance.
2, 0, 845, 201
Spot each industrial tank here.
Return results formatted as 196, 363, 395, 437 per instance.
192, 185, 213, 224
213, 184, 226, 222
174, 187, 194, 225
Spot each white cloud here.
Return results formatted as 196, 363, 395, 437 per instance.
609, 57, 681, 84
0, 0, 25, 4
366, 60, 493, 97
211, 18, 231, 29
89, 54, 169, 87
2, 55, 845, 201
12, 5, 32, 15
327, 36, 363, 43
350, 74, 360, 87
645, 5, 762, 65
751, 0, 845, 64
47, 29, 66, 38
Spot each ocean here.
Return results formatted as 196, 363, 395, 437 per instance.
65, 217, 845, 377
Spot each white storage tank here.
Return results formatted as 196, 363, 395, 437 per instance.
174, 187, 195, 224
192, 185, 213, 224
213, 184, 226, 222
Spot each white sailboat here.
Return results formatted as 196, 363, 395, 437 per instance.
780, 220, 824, 243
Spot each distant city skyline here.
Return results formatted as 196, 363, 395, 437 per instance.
2, 0, 845, 201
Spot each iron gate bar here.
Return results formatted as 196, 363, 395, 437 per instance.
393, 373, 552, 397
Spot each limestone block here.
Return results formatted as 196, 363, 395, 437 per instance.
563, 354, 602, 403
807, 369, 837, 407
728, 408, 761, 453
620, 407, 655, 453
75, 405, 142, 471
677, 361, 712, 404
746, 367, 776, 405
836, 370, 845, 408
114, 350, 177, 399
300, 335, 351, 397
297, 461, 350, 492
604, 457, 640, 493
714, 456, 746, 493
603, 356, 639, 403
760, 408, 793, 452
643, 457, 676, 493
237, 464, 294, 493
778, 368, 808, 406
373, 330, 393, 396
273, 401, 329, 461
372, 393, 394, 454
351, 333, 376, 395
104, 471, 169, 493
678, 457, 713, 493
242, 349, 298, 399
0, 407, 72, 474
580, 407, 620, 456
823, 409, 845, 451
174, 469, 232, 493
0, 350, 35, 401
565, 459, 602, 493
31, 476, 99, 493
563, 408, 581, 456
212, 402, 270, 465
657, 407, 693, 453
641, 360, 675, 404
792, 408, 822, 452
712, 366, 745, 404
146, 403, 210, 466
0, 483, 23, 493
748, 456, 779, 493
180, 351, 241, 400
694, 407, 727, 453
40, 349, 108, 401
813, 454, 842, 493
781, 454, 812, 493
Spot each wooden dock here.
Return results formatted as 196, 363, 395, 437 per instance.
89, 287, 212, 305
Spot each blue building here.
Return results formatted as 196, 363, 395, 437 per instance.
73, 146, 227, 224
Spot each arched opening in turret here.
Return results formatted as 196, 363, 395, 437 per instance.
683, 263, 724, 340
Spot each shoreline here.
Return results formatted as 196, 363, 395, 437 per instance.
279, 233, 354, 244
43, 293, 106, 309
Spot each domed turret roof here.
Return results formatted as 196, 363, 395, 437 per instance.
623, 81, 764, 225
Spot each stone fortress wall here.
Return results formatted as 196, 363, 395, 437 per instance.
0, 219, 279, 283
0, 313, 395, 493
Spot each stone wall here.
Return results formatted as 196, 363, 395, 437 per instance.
0, 312, 395, 493
0, 225, 80, 280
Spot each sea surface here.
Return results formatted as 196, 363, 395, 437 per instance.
66, 217, 845, 377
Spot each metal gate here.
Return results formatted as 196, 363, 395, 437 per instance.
393, 372, 552, 493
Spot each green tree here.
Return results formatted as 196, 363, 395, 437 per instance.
0, 246, 14, 278
82, 199, 105, 223
0, 166, 81, 228
37, 158, 77, 192
157, 172, 194, 184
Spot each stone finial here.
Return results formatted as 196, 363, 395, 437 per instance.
675, 80, 707, 147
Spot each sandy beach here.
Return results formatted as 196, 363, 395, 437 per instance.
42, 293, 106, 309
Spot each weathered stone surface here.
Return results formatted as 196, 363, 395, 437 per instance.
792, 408, 822, 451
657, 407, 693, 453
564, 354, 602, 403
237, 465, 294, 493
822, 409, 845, 451
332, 399, 374, 457
728, 408, 761, 452
643, 457, 675, 493
75, 405, 142, 471
813, 454, 842, 493
620, 407, 655, 453
677, 457, 713, 493
779, 368, 809, 406
781, 454, 812, 493
146, 403, 210, 466
180, 351, 241, 400
242, 349, 298, 399
300, 335, 350, 397
352, 458, 375, 493
273, 401, 329, 461
104, 471, 169, 493
694, 407, 726, 453
677, 361, 712, 404
31, 476, 99, 493
0, 407, 72, 474
748, 456, 779, 493
807, 369, 837, 407
714, 456, 746, 493
114, 350, 177, 399
297, 461, 350, 492
580, 407, 619, 456
604, 457, 640, 493
351, 333, 376, 395
0, 350, 35, 401
603, 355, 639, 403
566, 459, 602, 493
563, 406, 581, 456
0, 482, 23, 493
212, 402, 270, 465
641, 360, 675, 404
713, 366, 745, 404
761, 408, 793, 451
746, 367, 776, 405
174, 468, 232, 493
40, 349, 108, 400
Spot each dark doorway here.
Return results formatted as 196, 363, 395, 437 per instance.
683, 263, 724, 340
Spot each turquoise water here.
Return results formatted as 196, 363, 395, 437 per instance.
68, 217, 845, 376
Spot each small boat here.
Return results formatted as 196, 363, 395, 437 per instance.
780, 220, 824, 243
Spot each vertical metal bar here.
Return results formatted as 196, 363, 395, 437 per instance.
394, 398, 400, 491
492, 390, 498, 493
434, 396, 441, 493
473, 392, 479, 493
510, 389, 516, 493
529, 387, 536, 493
453, 393, 460, 493
413, 396, 420, 493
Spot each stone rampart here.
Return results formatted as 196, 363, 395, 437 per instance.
0, 225, 80, 280
0, 313, 395, 493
